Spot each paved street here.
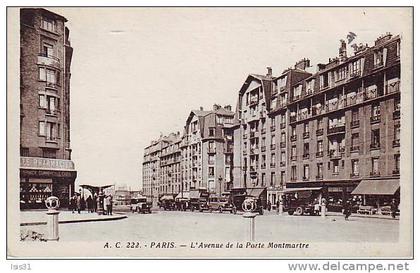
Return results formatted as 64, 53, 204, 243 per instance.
21, 210, 398, 243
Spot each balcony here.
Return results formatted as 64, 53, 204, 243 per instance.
316, 175, 323, 180
261, 128, 266, 134
261, 146, 266, 152
393, 139, 400, 147
270, 144, 276, 150
243, 150, 247, 155
243, 134, 248, 139
290, 135, 297, 142
393, 110, 401, 120
291, 156, 297, 161
303, 154, 310, 160
302, 176, 309, 181
316, 129, 324, 136
271, 88, 278, 96
373, 60, 384, 70
290, 116, 297, 123
350, 146, 360, 153
280, 142, 286, 148
370, 143, 380, 150
280, 123, 286, 129
316, 151, 324, 158
370, 115, 381, 124
37, 53, 60, 68
386, 81, 400, 94
280, 162, 286, 167
303, 132, 310, 139
270, 163, 276, 168
242, 166, 247, 171
250, 148, 258, 155
250, 97, 259, 105
208, 148, 216, 154
250, 166, 257, 173
349, 70, 361, 79
351, 120, 360, 128
350, 173, 360, 178
327, 125, 345, 135
261, 163, 266, 169
328, 150, 342, 159
370, 171, 381, 177
270, 125, 276, 132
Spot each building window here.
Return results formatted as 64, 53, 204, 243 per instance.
352, 109, 359, 122
261, 173, 265, 186
371, 158, 379, 175
394, 125, 400, 141
304, 123, 309, 134
280, 171, 285, 185
291, 166, 297, 180
278, 76, 287, 89
38, 121, 45, 136
317, 140, 323, 152
374, 49, 384, 67
333, 160, 339, 174
350, 59, 361, 76
208, 167, 215, 178
303, 165, 309, 180
270, 172, 275, 186
42, 43, 54, 58
317, 163, 323, 178
371, 129, 380, 149
351, 159, 359, 176
39, 67, 57, 84
41, 17, 56, 32
351, 133, 359, 148
270, 153, 275, 166
394, 98, 401, 111
209, 127, 215, 137
20, 147, 29, 157
396, 42, 400, 58
39, 95, 46, 108
291, 126, 296, 137
280, 151, 286, 165
303, 143, 309, 158
291, 146, 297, 158
281, 132, 286, 143
320, 73, 329, 88
208, 141, 215, 153
335, 66, 348, 81
372, 103, 381, 117
317, 118, 323, 130
208, 154, 215, 165
394, 154, 400, 173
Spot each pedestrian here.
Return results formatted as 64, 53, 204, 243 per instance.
108, 195, 113, 215
93, 193, 98, 213
390, 198, 398, 219
76, 193, 81, 214
276, 200, 280, 214
86, 195, 93, 213
343, 200, 352, 220
103, 194, 109, 215
267, 200, 271, 212
70, 194, 76, 213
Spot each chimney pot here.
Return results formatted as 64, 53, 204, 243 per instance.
266, 67, 272, 77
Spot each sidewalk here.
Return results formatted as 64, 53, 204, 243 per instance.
20, 210, 127, 226
263, 209, 399, 220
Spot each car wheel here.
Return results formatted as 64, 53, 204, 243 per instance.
295, 207, 304, 216
219, 207, 223, 213
288, 210, 294, 215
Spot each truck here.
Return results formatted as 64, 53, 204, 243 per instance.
130, 196, 152, 214
281, 187, 323, 216
189, 188, 209, 212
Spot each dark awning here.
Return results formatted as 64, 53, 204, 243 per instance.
351, 179, 400, 195
246, 188, 266, 198
189, 191, 201, 199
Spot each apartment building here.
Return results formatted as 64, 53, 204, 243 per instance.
142, 137, 163, 205
286, 34, 401, 205
180, 105, 235, 195
159, 133, 182, 196
233, 33, 401, 206
20, 8, 77, 209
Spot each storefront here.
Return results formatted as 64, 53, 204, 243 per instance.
20, 157, 77, 209
351, 179, 400, 208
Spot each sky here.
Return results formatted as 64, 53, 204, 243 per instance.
46, 7, 410, 190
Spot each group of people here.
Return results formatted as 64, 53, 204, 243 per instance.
69, 191, 114, 215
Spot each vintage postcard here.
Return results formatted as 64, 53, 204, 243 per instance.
7, 6, 413, 259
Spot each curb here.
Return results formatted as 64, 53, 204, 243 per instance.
20, 214, 128, 226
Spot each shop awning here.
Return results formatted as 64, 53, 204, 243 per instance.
246, 188, 266, 198
281, 187, 323, 193
160, 195, 174, 201
175, 192, 189, 200
189, 191, 201, 199
351, 179, 400, 195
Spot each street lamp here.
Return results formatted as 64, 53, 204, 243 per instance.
218, 175, 223, 197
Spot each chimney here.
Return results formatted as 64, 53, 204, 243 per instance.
339, 39, 347, 61
266, 67, 272, 77
199, 106, 204, 111
224, 105, 232, 112
294, 58, 311, 71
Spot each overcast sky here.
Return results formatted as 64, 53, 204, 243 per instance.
47, 7, 410, 190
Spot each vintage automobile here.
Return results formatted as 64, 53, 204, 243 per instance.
230, 187, 266, 215
159, 194, 176, 211
130, 196, 152, 214
206, 195, 237, 214
189, 188, 209, 212
281, 187, 323, 216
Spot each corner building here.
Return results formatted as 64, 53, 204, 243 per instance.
20, 8, 77, 208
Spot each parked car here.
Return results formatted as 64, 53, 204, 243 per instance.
130, 197, 152, 214
189, 188, 209, 212
159, 194, 176, 211
230, 187, 266, 215
207, 195, 237, 214
281, 187, 323, 216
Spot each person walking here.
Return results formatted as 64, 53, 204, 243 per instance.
103, 194, 109, 215
108, 195, 113, 215
70, 194, 76, 213
390, 198, 398, 219
343, 200, 352, 220
267, 200, 272, 212
76, 193, 81, 214
93, 193, 98, 213
86, 195, 93, 213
